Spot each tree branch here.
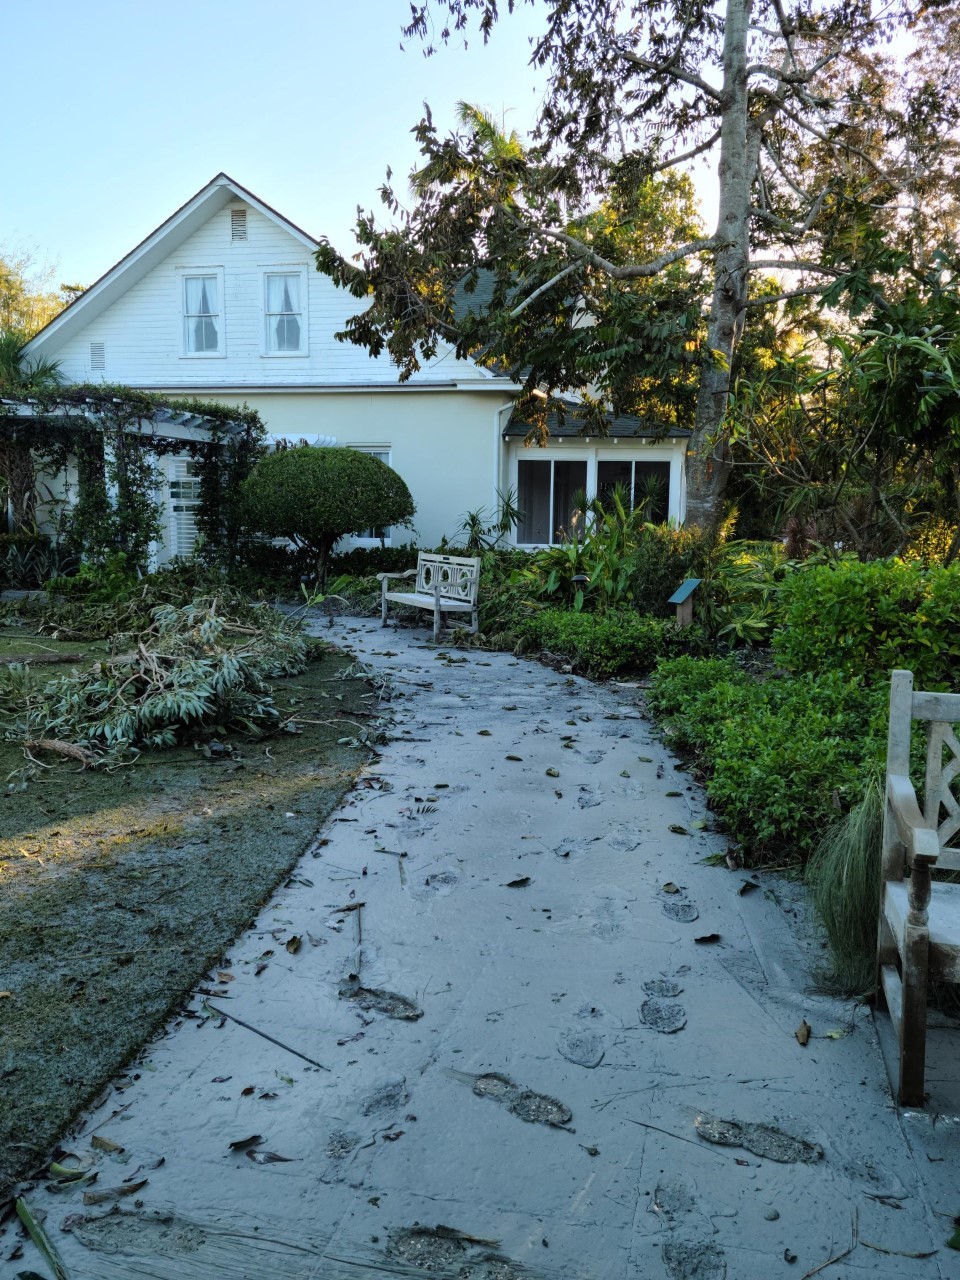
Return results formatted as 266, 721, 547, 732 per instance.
742, 284, 829, 306
509, 260, 584, 317
617, 48, 723, 103
650, 129, 722, 173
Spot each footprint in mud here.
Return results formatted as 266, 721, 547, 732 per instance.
339, 975, 423, 1021
662, 1240, 727, 1280
419, 868, 461, 897
643, 979, 683, 998
557, 1027, 605, 1068
607, 826, 644, 852
448, 1069, 572, 1128
387, 1225, 528, 1278
641, 997, 687, 1033
360, 1077, 409, 1117
695, 1112, 823, 1163
578, 786, 602, 809
583, 749, 606, 765
553, 835, 602, 860
325, 1129, 361, 1160
661, 897, 700, 923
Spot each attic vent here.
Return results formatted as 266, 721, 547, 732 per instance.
90, 341, 105, 371
231, 209, 247, 241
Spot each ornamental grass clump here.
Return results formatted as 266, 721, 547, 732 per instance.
8, 597, 307, 767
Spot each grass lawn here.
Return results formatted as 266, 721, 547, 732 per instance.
0, 629, 375, 1202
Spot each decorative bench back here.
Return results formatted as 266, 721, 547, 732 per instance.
415, 553, 480, 603
897, 683, 960, 868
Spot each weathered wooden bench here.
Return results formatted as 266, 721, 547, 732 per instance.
378, 553, 480, 643
877, 669, 960, 1105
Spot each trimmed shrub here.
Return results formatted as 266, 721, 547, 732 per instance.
649, 657, 887, 863
519, 608, 682, 676
240, 447, 415, 583
774, 559, 960, 688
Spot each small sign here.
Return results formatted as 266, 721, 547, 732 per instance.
668, 578, 701, 606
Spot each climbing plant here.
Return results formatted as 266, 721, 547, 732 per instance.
0, 384, 265, 569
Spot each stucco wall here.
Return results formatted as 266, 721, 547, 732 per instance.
164, 388, 515, 550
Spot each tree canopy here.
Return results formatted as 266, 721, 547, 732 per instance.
317, 0, 960, 530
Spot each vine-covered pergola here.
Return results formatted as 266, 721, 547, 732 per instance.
0, 384, 265, 567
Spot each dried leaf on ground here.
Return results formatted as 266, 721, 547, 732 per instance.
795, 1020, 812, 1047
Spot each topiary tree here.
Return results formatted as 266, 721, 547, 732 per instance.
240, 445, 415, 584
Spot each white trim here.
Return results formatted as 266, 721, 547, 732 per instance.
508, 439, 686, 544
347, 445, 394, 546
261, 266, 309, 358
177, 267, 226, 359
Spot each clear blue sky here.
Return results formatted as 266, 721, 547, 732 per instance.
2, 0, 550, 287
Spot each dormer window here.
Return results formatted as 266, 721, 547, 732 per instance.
182, 273, 222, 355
263, 270, 307, 355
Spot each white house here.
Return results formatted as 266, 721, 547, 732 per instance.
24, 174, 689, 559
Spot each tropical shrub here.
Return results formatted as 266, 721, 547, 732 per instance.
648, 657, 887, 862
240, 446, 416, 583
774, 558, 960, 688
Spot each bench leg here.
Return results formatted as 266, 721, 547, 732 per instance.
471, 603, 478, 634
898, 921, 930, 1106
381, 583, 388, 627
433, 599, 441, 644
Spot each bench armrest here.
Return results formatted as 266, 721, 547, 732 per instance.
888, 773, 940, 867
376, 569, 417, 583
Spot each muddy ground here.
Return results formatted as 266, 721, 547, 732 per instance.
0, 633, 372, 1200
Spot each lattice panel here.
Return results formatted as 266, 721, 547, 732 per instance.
925, 722, 960, 850
416, 559, 476, 602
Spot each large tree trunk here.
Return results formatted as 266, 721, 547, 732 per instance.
0, 438, 38, 531
685, 0, 753, 533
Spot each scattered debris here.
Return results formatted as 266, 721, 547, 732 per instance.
201, 1001, 330, 1071
503, 876, 532, 889
643, 980, 683, 998
16, 1197, 70, 1280
795, 1020, 812, 1047
695, 933, 721, 944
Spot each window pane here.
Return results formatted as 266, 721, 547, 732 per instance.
517, 460, 551, 544
634, 462, 671, 523
187, 315, 219, 353
270, 314, 301, 351
597, 459, 633, 511
266, 273, 300, 312
552, 460, 587, 542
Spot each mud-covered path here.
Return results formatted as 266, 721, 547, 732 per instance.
4, 618, 957, 1279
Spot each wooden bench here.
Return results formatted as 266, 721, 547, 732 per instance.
877, 669, 960, 1105
378, 553, 480, 643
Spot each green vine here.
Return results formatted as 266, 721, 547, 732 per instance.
0, 385, 266, 569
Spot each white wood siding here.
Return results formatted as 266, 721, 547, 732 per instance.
50, 202, 491, 389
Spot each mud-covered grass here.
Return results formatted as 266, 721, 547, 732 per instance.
0, 638, 375, 1201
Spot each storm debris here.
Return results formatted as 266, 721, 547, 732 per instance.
339, 975, 423, 1021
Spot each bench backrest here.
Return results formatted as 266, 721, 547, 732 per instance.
416, 553, 481, 603
889, 669, 960, 869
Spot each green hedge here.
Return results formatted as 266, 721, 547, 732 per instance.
520, 608, 688, 676
648, 657, 887, 863
773, 559, 960, 688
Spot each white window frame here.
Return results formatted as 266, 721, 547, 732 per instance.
348, 445, 393, 545
509, 441, 683, 546
261, 266, 309, 357
177, 267, 225, 359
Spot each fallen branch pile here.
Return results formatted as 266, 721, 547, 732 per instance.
5, 597, 309, 769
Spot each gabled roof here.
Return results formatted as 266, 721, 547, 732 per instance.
24, 174, 318, 359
